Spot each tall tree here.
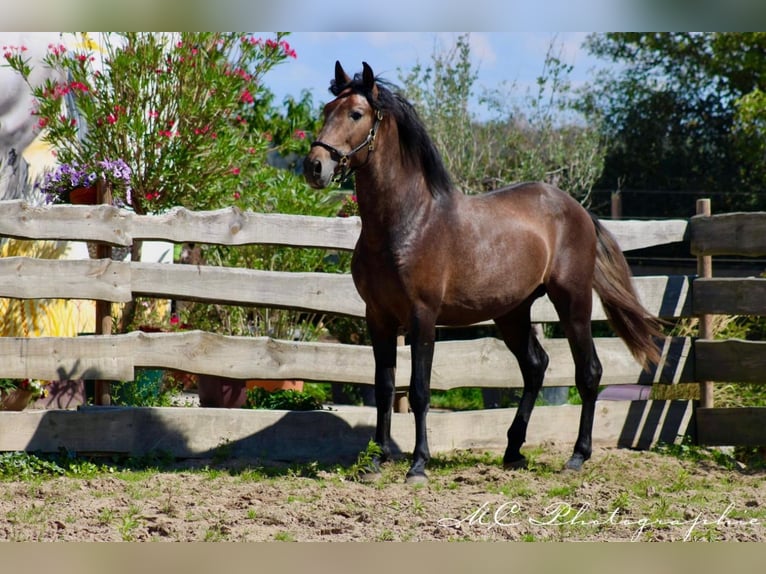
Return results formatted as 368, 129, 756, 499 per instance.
581, 32, 766, 216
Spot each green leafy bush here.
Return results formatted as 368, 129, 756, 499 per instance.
243, 387, 323, 411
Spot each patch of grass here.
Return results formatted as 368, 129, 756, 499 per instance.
546, 485, 576, 498
428, 449, 502, 472
345, 439, 384, 481
377, 529, 395, 541
652, 436, 738, 470
118, 505, 141, 541
97, 507, 116, 526
274, 530, 296, 542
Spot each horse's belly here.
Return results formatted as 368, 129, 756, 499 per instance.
437, 290, 537, 326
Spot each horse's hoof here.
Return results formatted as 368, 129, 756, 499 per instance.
503, 456, 528, 470
359, 470, 383, 483
564, 454, 586, 472
405, 472, 428, 485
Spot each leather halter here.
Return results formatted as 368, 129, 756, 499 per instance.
310, 108, 383, 183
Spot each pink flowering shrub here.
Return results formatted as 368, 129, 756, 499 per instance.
4, 32, 299, 215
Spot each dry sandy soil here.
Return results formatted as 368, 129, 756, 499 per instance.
1, 443, 764, 542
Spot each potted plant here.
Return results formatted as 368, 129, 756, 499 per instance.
40, 158, 132, 205
0, 378, 48, 411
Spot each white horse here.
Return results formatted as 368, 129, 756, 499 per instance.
0, 32, 64, 200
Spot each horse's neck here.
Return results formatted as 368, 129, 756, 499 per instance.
354, 166, 441, 251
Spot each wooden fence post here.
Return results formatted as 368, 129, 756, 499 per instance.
610, 191, 622, 220
696, 198, 714, 409
94, 179, 113, 406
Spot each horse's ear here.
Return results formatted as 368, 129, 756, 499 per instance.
362, 62, 378, 101
335, 61, 351, 87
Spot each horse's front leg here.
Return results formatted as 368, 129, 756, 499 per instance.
365, 317, 398, 478
406, 307, 436, 484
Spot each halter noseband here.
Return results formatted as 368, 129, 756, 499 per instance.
310, 108, 383, 183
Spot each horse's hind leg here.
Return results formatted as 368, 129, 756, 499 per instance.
494, 305, 549, 469
548, 283, 603, 471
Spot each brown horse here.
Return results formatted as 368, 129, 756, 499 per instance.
304, 61, 663, 483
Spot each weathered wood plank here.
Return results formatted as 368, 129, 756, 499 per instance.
130, 207, 361, 249
693, 277, 766, 315
0, 257, 132, 302
0, 201, 131, 245
0, 332, 691, 388
0, 400, 694, 458
697, 407, 766, 446
131, 262, 365, 317
0, 200, 361, 249
695, 339, 766, 383
690, 212, 766, 256
601, 219, 688, 252
0, 257, 692, 322
0, 201, 686, 253
0, 335, 134, 381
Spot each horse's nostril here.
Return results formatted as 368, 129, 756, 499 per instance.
312, 159, 323, 177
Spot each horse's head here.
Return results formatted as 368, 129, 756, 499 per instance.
303, 61, 382, 189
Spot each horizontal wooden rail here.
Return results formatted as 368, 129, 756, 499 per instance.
0, 201, 687, 253
690, 212, 766, 256
0, 256, 693, 321
694, 339, 766, 383
696, 407, 766, 446
693, 277, 766, 315
0, 201, 362, 250
0, 331, 693, 389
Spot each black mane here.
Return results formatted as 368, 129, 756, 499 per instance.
331, 72, 454, 198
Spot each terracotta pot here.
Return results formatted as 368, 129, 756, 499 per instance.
68, 186, 98, 204
246, 379, 304, 393
196, 375, 247, 408
0, 388, 34, 411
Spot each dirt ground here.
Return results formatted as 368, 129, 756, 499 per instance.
0, 443, 764, 542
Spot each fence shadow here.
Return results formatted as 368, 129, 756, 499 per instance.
16, 407, 401, 467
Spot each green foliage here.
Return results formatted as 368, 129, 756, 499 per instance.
345, 439, 384, 481
0, 451, 114, 480
581, 32, 766, 215
0, 452, 66, 480
111, 369, 175, 407
430, 388, 484, 411
243, 387, 323, 411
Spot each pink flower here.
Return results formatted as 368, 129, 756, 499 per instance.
293, 129, 306, 140
240, 89, 254, 104
230, 167, 241, 175
280, 40, 297, 59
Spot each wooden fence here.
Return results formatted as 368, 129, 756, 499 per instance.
0, 199, 763, 460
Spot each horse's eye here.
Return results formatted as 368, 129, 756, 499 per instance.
349, 110, 363, 121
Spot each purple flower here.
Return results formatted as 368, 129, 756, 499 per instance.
41, 158, 133, 204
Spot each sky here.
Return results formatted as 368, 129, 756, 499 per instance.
261, 32, 607, 120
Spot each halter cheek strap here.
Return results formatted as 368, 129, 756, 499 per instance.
310, 109, 383, 183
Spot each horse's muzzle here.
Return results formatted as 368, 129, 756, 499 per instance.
303, 154, 337, 189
